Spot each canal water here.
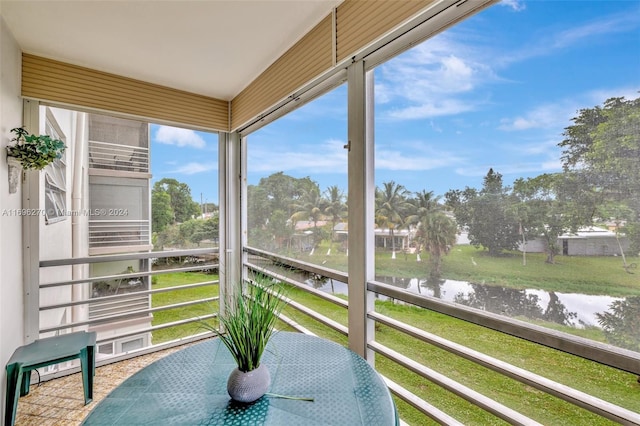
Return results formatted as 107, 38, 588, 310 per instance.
304, 275, 625, 329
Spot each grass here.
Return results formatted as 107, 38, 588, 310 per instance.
288, 242, 640, 297
151, 271, 219, 344
148, 269, 639, 425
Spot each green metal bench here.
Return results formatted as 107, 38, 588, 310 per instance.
4, 331, 96, 426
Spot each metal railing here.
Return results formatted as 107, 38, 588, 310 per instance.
38, 247, 220, 368
88, 140, 149, 173
88, 219, 150, 249
244, 246, 640, 425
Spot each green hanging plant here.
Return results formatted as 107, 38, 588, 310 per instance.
6, 127, 66, 170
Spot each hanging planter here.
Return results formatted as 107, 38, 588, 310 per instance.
6, 127, 65, 171
7, 156, 21, 194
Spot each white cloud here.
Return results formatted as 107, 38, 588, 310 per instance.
586, 87, 640, 105
170, 162, 216, 175
248, 139, 347, 174
155, 126, 206, 148
374, 83, 392, 104
374, 7, 638, 123
499, 87, 640, 133
376, 142, 466, 171
505, 138, 560, 156
552, 13, 640, 50
498, 11, 640, 66
500, 0, 526, 12
541, 159, 563, 171
498, 102, 578, 131
375, 34, 498, 121
388, 99, 477, 120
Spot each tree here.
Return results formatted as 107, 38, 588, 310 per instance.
153, 178, 200, 223
405, 190, 441, 230
418, 211, 457, 281
267, 209, 295, 251
446, 169, 519, 256
178, 219, 198, 245
247, 172, 320, 249
512, 173, 595, 263
192, 217, 219, 246
201, 202, 218, 215
375, 181, 411, 257
559, 96, 640, 253
152, 190, 173, 233
596, 297, 640, 352
258, 172, 316, 217
290, 185, 325, 248
323, 185, 347, 251
405, 190, 456, 279
247, 185, 271, 247
444, 187, 477, 229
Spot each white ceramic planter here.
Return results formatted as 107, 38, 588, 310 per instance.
7, 156, 22, 194
226, 363, 270, 403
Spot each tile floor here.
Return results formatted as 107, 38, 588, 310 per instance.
12, 345, 188, 426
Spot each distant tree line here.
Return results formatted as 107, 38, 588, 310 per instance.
246, 172, 457, 281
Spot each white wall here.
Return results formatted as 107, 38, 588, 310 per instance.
39, 107, 76, 335
0, 14, 24, 420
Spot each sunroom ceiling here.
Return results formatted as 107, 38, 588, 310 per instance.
1, 0, 342, 101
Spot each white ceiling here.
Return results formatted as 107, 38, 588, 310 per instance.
1, 0, 342, 100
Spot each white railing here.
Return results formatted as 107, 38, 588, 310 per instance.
38, 248, 219, 370
89, 219, 150, 249
88, 140, 149, 173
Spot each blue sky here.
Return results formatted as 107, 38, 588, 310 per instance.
151, 0, 640, 205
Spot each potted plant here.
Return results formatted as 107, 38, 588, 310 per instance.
203, 275, 287, 403
6, 127, 66, 170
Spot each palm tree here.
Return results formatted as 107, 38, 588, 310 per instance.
405, 190, 441, 232
375, 181, 411, 258
417, 211, 457, 281
290, 185, 326, 249
323, 185, 347, 255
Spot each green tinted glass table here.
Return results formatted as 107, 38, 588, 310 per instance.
83, 332, 398, 425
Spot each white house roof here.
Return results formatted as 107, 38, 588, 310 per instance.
0, 1, 342, 100
560, 226, 619, 239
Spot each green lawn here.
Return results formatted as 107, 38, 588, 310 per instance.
151, 271, 219, 344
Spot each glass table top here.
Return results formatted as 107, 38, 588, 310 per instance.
82, 332, 397, 425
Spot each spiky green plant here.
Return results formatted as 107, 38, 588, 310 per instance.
205, 277, 287, 372
7, 127, 66, 170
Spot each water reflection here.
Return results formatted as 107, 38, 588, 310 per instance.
303, 275, 625, 329
452, 284, 577, 326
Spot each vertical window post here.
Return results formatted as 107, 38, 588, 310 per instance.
347, 60, 375, 362
218, 131, 243, 310
22, 99, 40, 342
